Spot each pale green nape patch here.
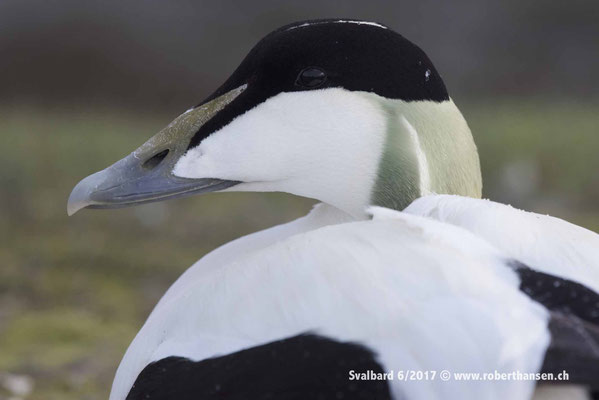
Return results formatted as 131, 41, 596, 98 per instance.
371, 101, 421, 211
371, 98, 482, 210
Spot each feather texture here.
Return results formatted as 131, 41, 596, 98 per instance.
111, 207, 550, 400
404, 195, 599, 292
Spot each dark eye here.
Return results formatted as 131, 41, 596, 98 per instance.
295, 67, 327, 88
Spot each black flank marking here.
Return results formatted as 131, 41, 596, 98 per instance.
541, 312, 599, 390
126, 333, 392, 400
188, 18, 448, 150
510, 261, 599, 389
510, 260, 599, 325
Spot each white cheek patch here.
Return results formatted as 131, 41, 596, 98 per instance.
173, 147, 207, 178
172, 88, 388, 216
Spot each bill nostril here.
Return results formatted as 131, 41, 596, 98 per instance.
142, 149, 170, 170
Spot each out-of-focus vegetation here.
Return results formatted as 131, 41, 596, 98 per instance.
1, 1, 597, 399
0, 101, 597, 399
2, 0, 598, 109
0, 105, 315, 399
467, 100, 599, 214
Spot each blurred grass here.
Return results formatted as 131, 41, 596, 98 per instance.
0, 100, 597, 399
467, 99, 599, 203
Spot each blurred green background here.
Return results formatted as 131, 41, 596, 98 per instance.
0, 1, 598, 399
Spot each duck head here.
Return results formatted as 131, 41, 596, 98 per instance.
68, 19, 481, 218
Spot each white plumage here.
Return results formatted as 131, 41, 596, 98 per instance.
405, 195, 599, 292
110, 205, 550, 400
66, 19, 599, 400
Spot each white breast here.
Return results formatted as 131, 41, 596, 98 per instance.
110, 206, 549, 400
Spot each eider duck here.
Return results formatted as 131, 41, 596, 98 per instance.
68, 19, 599, 400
